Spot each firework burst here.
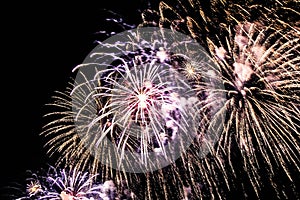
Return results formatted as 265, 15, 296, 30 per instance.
41, 82, 140, 192
13, 166, 135, 200
41, 23, 223, 200
68, 25, 221, 175
39, 0, 300, 199
141, 0, 300, 199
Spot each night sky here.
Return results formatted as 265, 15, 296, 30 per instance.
1, 1, 299, 199
1, 0, 147, 196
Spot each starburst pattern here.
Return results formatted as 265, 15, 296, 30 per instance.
51, 27, 219, 171
40, 24, 222, 199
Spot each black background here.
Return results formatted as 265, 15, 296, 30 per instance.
1, 1, 298, 199
0, 0, 154, 195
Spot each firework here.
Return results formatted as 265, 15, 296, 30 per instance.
41, 82, 140, 192
144, 0, 300, 199
41, 24, 224, 200
13, 166, 135, 200
14, 166, 101, 199
39, 0, 300, 199
44, 19, 224, 171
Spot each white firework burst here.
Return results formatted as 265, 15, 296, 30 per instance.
70, 26, 213, 173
